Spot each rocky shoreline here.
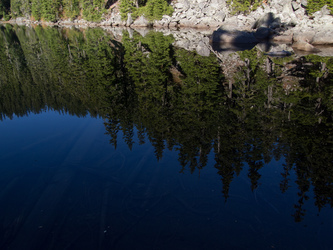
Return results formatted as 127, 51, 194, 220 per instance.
1, 0, 333, 55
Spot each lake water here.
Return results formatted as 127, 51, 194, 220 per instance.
0, 24, 332, 249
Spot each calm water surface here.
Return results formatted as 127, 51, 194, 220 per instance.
0, 24, 332, 249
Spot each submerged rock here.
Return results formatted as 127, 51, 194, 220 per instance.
272, 34, 293, 43
292, 41, 321, 52
264, 50, 293, 57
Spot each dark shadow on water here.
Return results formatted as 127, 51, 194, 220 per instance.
209, 28, 273, 53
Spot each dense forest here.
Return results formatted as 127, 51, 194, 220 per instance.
0, 0, 173, 21
0, 24, 332, 221
0, 0, 332, 22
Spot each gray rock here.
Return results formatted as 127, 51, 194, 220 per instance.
198, 2, 207, 10
202, 6, 212, 15
272, 34, 293, 43
174, 2, 184, 9
179, 19, 196, 27
126, 13, 133, 27
291, 2, 301, 11
111, 14, 124, 26
100, 19, 112, 26
292, 41, 320, 52
300, 0, 307, 7
294, 7, 306, 18
15, 17, 26, 24
201, 16, 215, 25
214, 11, 226, 22
132, 16, 150, 27
280, 0, 294, 14
196, 40, 211, 56
174, 39, 191, 50
321, 5, 331, 15
312, 30, 333, 45
132, 28, 150, 37
181, 0, 190, 11
293, 31, 316, 42
153, 20, 165, 27
264, 50, 293, 57
127, 28, 134, 38
169, 21, 179, 27
314, 14, 333, 25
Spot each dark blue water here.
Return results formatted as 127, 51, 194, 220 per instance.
0, 24, 333, 249
0, 111, 331, 249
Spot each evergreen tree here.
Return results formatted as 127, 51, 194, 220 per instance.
0, 0, 10, 19
31, 0, 42, 20
40, 0, 61, 21
119, 0, 137, 20
80, 0, 106, 22
63, 0, 80, 19
307, 0, 333, 14
142, 0, 173, 21
120, 0, 173, 21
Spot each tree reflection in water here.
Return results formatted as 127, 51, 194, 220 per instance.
0, 24, 332, 225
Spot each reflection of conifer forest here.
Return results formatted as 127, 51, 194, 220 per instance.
0, 24, 332, 222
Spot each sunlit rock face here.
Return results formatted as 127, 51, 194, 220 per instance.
170, 0, 228, 28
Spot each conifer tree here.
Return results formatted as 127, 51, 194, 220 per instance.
143, 0, 173, 20
63, 0, 79, 19
40, 0, 61, 21
119, 0, 136, 20
31, 0, 42, 20
80, 0, 106, 21
0, 0, 10, 19
307, 0, 333, 14
9, 0, 31, 17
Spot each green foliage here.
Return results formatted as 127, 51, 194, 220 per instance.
122, 30, 175, 105
0, 0, 10, 19
5, 0, 106, 21
80, 0, 106, 22
40, 0, 62, 21
0, 0, 173, 22
306, 0, 333, 15
227, 0, 262, 14
31, 0, 42, 20
141, 0, 173, 21
9, 0, 31, 17
63, 0, 79, 19
0, 2, 4, 15
10, 0, 21, 17
119, 0, 137, 20
120, 0, 173, 21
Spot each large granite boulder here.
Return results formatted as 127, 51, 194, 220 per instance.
126, 13, 133, 27
292, 41, 321, 52
132, 16, 150, 27
312, 29, 333, 45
